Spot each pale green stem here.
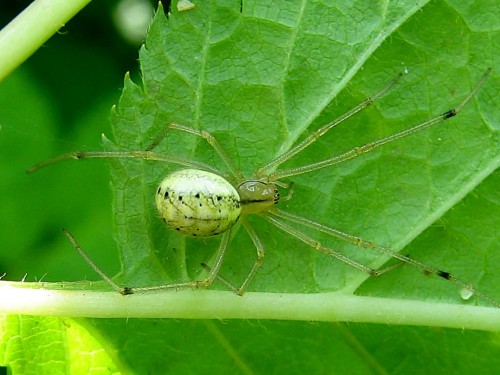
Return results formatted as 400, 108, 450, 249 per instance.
0, 0, 91, 81
0, 281, 499, 332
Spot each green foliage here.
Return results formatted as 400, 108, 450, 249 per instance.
109, 0, 499, 299
1, 0, 499, 373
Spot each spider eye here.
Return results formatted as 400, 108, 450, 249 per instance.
238, 180, 279, 214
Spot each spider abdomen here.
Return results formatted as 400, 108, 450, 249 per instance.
155, 169, 242, 237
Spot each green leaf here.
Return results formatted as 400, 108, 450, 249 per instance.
0, 315, 119, 374
109, 1, 499, 301
1, 1, 500, 374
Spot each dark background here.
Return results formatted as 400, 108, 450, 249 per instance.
0, 0, 161, 283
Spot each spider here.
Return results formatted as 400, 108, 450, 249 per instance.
29, 68, 498, 307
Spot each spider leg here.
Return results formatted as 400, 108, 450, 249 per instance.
147, 122, 244, 181
269, 208, 500, 307
63, 227, 233, 295
202, 217, 266, 296
235, 217, 265, 295
126, 228, 233, 293
269, 68, 491, 180
29, 121, 240, 178
201, 263, 239, 294
255, 72, 402, 177
264, 213, 388, 276
62, 228, 124, 294
27, 150, 222, 175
